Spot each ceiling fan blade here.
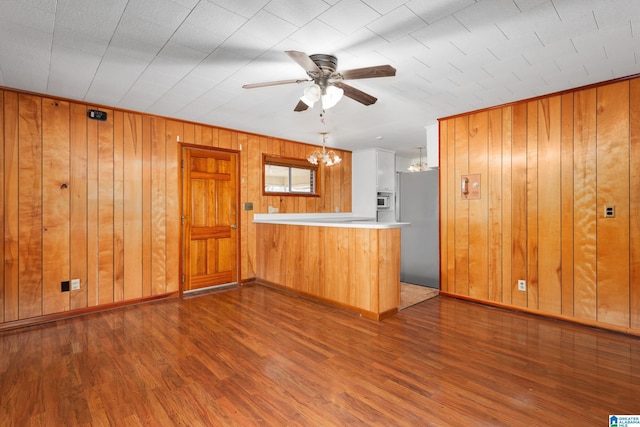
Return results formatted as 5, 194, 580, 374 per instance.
243, 78, 310, 89
335, 82, 378, 106
285, 50, 321, 74
294, 100, 309, 112
338, 64, 396, 80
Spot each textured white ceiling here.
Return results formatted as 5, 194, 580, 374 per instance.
0, 0, 638, 157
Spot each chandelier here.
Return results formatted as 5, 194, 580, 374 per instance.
408, 146, 429, 172
308, 132, 342, 166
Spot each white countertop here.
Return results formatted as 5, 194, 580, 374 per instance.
253, 213, 410, 229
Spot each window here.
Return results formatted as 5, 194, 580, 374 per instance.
263, 155, 319, 195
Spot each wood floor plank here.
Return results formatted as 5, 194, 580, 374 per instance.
1, 284, 640, 426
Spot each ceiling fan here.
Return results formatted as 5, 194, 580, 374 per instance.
242, 50, 396, 111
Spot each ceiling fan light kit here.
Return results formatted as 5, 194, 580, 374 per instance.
300, 82, 344, 109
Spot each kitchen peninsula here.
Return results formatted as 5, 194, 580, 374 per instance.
253, 213, 409, 320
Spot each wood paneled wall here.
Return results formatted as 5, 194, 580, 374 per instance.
439, 76, 640, 334
0, 88, 351, 325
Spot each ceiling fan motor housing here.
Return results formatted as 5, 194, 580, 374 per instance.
309, 54, 338, 74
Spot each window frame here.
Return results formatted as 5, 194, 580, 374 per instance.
262, 154, 320, 197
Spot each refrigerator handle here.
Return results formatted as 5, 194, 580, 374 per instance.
395, 172, 400, 222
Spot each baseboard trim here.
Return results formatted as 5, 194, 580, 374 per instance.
439, 292, 640, 338
0, 292, 179, 333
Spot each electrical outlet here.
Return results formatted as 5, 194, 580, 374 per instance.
517, 280, 526, 291
61, 281, 70, 292
71, 278, 81, 291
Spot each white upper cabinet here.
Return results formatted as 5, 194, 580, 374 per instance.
352, 148, 396, 218
375, 149, 395, 191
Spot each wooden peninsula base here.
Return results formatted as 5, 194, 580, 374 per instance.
254, 214, 408, 320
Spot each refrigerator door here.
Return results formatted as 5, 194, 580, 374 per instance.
398, 170, 439, 288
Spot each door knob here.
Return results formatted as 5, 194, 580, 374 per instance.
230, 224, 237, 229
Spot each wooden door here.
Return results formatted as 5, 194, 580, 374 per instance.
182, 147, 238, 292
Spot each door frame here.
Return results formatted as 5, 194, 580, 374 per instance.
179, 143, 241, 296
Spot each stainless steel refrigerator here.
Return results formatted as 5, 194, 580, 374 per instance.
396, 170, 439, 289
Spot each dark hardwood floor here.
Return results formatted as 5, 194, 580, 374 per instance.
1, 283, 639, 426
